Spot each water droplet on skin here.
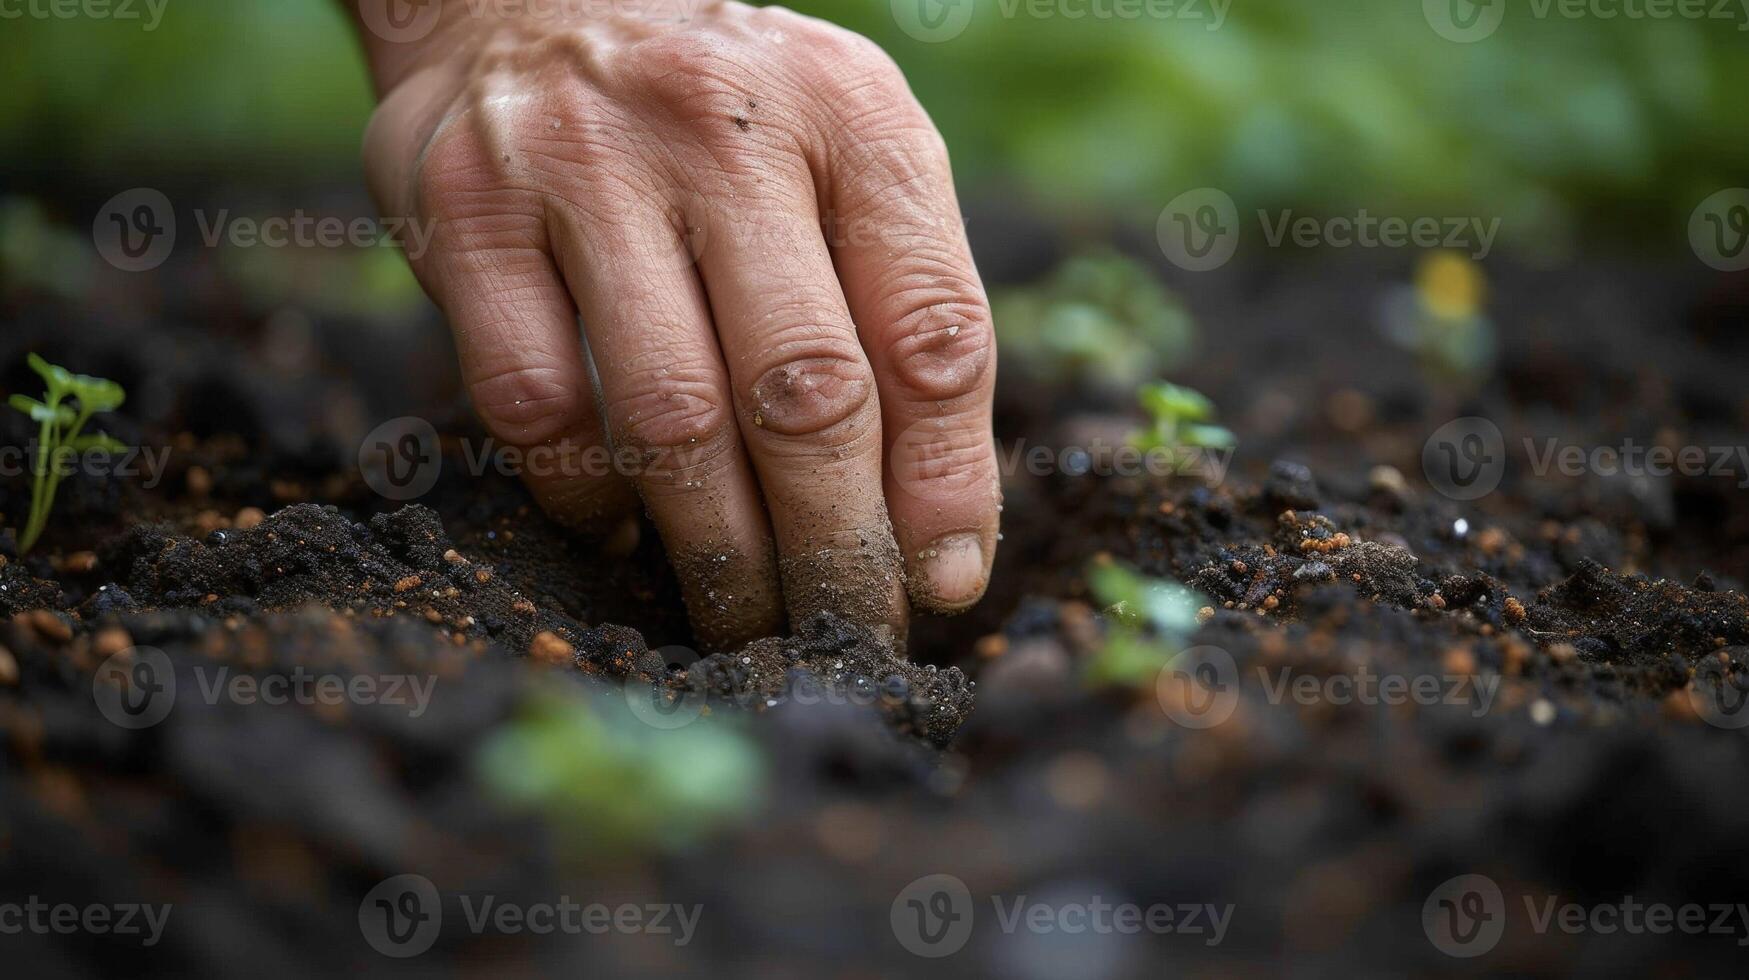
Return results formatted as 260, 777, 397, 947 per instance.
946, 324, 960, 337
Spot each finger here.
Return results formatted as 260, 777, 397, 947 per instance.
823, 91, 1000, 613
547, 190, 786, 651
693, 175, 909, 647
407, 133, 639, 529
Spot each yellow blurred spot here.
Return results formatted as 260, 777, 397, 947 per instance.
1416, 251, 1486, 320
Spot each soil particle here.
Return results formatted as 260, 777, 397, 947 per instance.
681, 612, 972, 746
529, 630, 574, 665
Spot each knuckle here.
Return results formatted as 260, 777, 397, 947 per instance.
609, 367, 735, 454
796, 30, 914, 128
412, 125, 497, 220
891, 417, 995, 497
618, 30, 759, 111
468, 362, 589, 446
877, 278, 994, 403
747, 340, 876, 439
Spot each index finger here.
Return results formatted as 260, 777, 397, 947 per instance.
821, 85, 1000, 613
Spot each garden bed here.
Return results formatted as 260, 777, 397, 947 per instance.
3, 249, 1748, 978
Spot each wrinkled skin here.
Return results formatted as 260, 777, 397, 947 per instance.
347, 1, 998, 650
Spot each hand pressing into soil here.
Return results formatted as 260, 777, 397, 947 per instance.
345, 1, 999, 651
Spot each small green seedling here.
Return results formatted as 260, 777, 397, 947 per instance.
1086, 560, 1206, 687
7, 354, 128, 555
1130, 381, 1235, 455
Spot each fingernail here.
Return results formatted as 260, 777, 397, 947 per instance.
914, 533, 987, 610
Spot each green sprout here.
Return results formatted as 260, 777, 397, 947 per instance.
1129, 381, 1235, 455
7, 354, 128, 555
993, 251, 1196, 391
476, 687, 763, 860
1085, 560, 1206, 687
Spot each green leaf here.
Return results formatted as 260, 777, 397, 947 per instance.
69, 432, 129, 454
68, 375, 125, 413
1089, 560, 1204, 634
8, 393, 74, 426
1181, 424, 1236, 450
1139, 382, 1214, 424
26, 352, 72, 395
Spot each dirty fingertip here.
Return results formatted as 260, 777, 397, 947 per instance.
908, 531, 991, 614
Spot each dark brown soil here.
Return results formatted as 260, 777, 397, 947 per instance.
3, 248, 1749, 978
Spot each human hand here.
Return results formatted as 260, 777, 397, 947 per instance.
347, 1, 999, 651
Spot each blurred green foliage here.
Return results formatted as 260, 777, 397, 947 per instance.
1086, 559, 1205, 687
4, 1, 1744, 250
994, 250, 1195, 389
476, 686, 763, 858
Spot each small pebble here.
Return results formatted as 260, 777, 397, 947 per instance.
23, 609, 71, 644
1530, 698, 1556, 726
93, 628, 133, 659
530, 631, 574, 665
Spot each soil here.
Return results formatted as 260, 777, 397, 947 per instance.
3, 244, 1749, 978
